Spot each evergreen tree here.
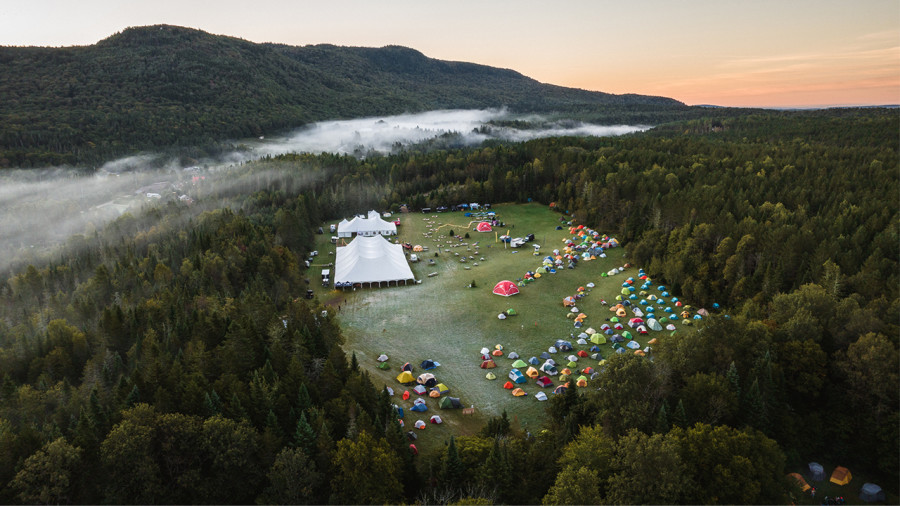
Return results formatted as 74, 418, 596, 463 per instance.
672, 399, 688, 428
654, 402, 670, 434
726, 361, 741, 399
125, 385, 141, 408
441, 436, 465, 490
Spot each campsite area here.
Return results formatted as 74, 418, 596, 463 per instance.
309, 203, 700, 454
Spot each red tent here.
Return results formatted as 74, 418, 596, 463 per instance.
476, 221, 493, 232
493, 280, 520, 297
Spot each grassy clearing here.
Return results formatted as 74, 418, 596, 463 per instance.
308, 203, 697, 454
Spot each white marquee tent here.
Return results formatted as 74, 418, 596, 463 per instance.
335, 235, 415, 287
337, 210, 397, 237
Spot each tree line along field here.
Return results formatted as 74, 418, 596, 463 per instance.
0, 109, 895, 503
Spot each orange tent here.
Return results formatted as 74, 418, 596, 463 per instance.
830, 466, 852, 486
787, 473, 810, 492
511, 388, 527, 397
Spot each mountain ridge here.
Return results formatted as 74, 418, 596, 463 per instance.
0, 24, 687, 167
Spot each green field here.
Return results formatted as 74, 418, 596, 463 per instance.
308, 203, 696, 452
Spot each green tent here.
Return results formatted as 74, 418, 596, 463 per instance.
610, 317, 619, 323
377, 362, 390, 370
590, 334, 607, 345
620, 288, 630, 295
511, 359, 528, 368
601, 273, 608, 277
621, 331, 632, 339
536, 266, 547, 274
506, 308, 517, 316
440, 396, 463, 409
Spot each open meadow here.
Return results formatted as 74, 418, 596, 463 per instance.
309, 203, 698, 452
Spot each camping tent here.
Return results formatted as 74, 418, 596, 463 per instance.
414, 420, 426, 429
808, 462, 826, 481
335, 235, 415, 287
511, 359, 527, 368
503, 381, 514, 389
493, 280, 520, 296
439, 396, 463, 409
480, 359, 497, 369
787, 473, 811, 492
509, 369, 527, 384
420, 359, 438, 370
536, 376, 553, 388
413, 385, 427, 395
860, 483, 885, 502
830, 466, 852, 485
525, 366, 539, 378
396, 371, 416, 385
429, 415, 443, 424
476, 222, 492, 232
485, 372, 497, 380
377, 354, 389, 362
433, 383, 450, 395
511, 388, 527, 397
417, 373, 437, 388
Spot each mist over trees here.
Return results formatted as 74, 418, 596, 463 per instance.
0, 107, 896, 503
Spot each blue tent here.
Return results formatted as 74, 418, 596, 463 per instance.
420, 359, 438, 370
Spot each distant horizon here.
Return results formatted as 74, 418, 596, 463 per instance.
2, 1, 897, 109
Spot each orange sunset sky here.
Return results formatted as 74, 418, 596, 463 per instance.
2, 0, 898, 108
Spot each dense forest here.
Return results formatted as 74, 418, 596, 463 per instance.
0, 108, 896, 504
0, 24, 713, 168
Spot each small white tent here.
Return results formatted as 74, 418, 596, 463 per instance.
337, 211, 397, 237
335, 235, 415, 287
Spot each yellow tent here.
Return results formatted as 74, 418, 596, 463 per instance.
525, 366, 539, 378
830, 466, 852, 486
396, 371, 415, 384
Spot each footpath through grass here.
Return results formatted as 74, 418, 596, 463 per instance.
310, 203, 696, 453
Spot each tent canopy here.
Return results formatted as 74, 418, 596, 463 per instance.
337, 211, 397, 237
493, 280, 520, 296
335, 235, 414, 285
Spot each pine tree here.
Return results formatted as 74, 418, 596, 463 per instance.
441, 436, 465, 490
654, 401, 670, 434
124, 385, 140, 407
672, 399, 688, 428
726, 361, 741, 399
292, 412, 317, 455
204, 389, 223, 416
744, 378, 770, 433
296, 383, 312, 414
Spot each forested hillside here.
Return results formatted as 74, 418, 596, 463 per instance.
0, 108, 896, 503
0, 24, 698, 168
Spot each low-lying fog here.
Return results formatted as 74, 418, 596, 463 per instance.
0, 109, 649, 274
252, 109, 648, 157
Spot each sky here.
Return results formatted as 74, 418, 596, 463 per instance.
1, 0, 898, 108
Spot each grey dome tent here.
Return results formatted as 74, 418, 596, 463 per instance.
808, 462, 825, 481
859, 483, 885, 503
